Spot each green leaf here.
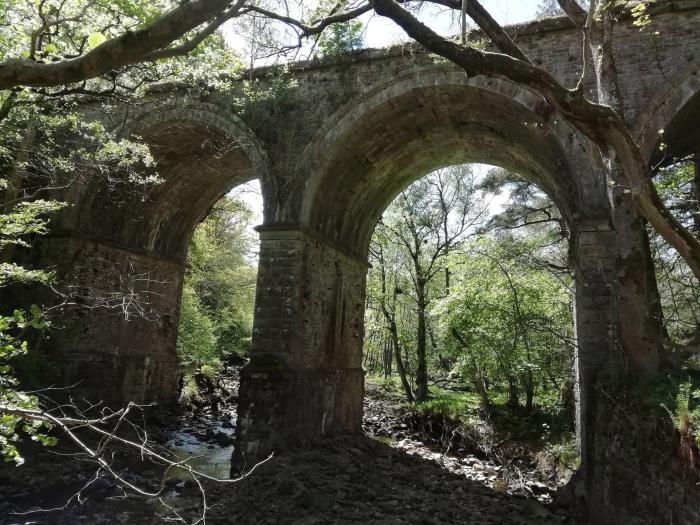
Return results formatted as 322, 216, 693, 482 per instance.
87, 32, 108, 49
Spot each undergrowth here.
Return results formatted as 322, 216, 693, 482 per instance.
644, 374, 700, 474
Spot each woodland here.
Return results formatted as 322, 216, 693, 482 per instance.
0, 0, 699, 524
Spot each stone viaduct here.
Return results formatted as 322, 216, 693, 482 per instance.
15, 4, 700, 523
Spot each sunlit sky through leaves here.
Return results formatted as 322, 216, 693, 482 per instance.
224, 1, 542, 67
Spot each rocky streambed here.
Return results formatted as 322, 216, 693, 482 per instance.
0, 369, 578, 524
361, 381, 574, 505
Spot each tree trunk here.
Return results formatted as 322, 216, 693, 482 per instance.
473, 370, 491, 412
507, 376, 519, 407
384, 307, 413, 402
414, 279, 429, 402
590, 5, 666, 374
524, 369, 534, 413
427, 320, 449, 371
522, 328, 534, 413
383, 337, 393, 378
693, 153, 700, 235
391, 322, 414, 403
450, 327, 491, 410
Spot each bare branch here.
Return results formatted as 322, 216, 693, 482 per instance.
424, 0, 531, 62
140, 1, 247, 62
575, 0, 596, 92
245, 3, 373, 38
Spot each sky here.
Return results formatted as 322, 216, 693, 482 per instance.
361, 0, 541, 48
225, 1, 543, 66
227, 1, 544, 226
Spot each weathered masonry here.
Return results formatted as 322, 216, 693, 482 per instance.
14, 5, 700, 524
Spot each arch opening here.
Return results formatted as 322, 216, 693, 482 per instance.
361, 162, 579, 495
130, 117, 262, 260
169, 179, 262, 471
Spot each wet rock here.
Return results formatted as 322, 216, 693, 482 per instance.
215, 431, 233, 446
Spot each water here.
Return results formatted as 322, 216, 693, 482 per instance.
165, 424, 234, 480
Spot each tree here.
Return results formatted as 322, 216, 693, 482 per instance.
367, 234, 416, 400
367, 166, 485, 402
318, 20, 364, 56
650, 158, 700, 350
437, 236, 574, 414
177, 194, 258, 384
0, 0, 370, 89
536, 0, 564, 18
0, 201, 61, 464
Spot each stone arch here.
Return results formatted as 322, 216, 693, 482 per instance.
235, 66, 616, 467
299, 66, 608, 256
111, 102, 270, 260
39, 99, 270, 405
633, 62, 700, 164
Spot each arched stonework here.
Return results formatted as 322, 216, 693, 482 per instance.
234, 67, 618, 488
32, 101, 269, 405
110, 102, 270, 259
299, 68, 608, 255
633, 63, 700, 164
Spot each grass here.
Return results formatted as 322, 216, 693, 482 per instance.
414, 390, 481, 420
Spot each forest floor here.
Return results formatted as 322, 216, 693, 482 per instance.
0, 367, 579, 524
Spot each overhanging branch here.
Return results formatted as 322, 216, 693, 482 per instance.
0, 0, 236, 90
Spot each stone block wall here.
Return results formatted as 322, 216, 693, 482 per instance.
27, 236, 183, 405
233, 226, 367, 468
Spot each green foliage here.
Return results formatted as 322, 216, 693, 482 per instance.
177, 285, 217, 370
414, 391, 481, 420
650, 158, 699, 344
650, 376, 700, 443
318, 20, 364, 57
432, 234, 574, 406
0, 307, 55, 465
630, 2, 652, 29
645, 375, 700, 463
0, 167, 66, 464
0, 0, 242, 88
240, 70, 300, 111
176, 194, 257, 379
670, 381, 700, 443
364, 163, 574, 425
0, 200, 66, 249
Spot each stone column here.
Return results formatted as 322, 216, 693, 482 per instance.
17, 235, 183, 406
573, 216, 700, 523
233, 226, 367, 470
570, 222, 617, 505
